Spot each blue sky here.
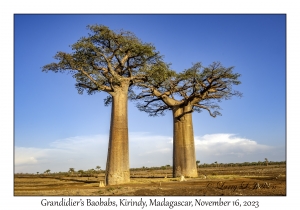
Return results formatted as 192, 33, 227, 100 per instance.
14, 14, 286, 173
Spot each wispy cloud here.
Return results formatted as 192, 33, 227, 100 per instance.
15, 135, 109, 173
15, 133, 285, 173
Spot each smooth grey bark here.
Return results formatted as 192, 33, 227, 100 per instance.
105, 87, 130, 185
172, 104, 198, 178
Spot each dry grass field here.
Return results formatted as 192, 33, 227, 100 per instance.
14, 165, 286, 196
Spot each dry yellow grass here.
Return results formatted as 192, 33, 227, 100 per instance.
14, 165, 286, 196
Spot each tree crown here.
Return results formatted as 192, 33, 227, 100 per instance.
42, 24, 164, 103
135, 61, 242, 117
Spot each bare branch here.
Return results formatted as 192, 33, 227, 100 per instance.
143, 98, 162, 107
78, 68, 113, 92
193, 104, 217, 117
77, 83, 98, 91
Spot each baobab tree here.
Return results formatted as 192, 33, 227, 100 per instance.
95, 165, 101, 173
68, 168, 75, 175
196, 160, 200, 168
44, 169, 51, 174
136, 62, 242, 178
43, 25, 164, 185
265, 158, 269, 166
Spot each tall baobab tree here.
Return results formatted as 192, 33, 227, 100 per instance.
43, 25, 164, 185
136, 62, 242, 178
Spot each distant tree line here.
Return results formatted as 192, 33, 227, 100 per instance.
15, 160, 286, 176
195, 160, 286, 168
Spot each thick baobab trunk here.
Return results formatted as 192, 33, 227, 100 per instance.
172, 104, 198, 178
105, 89, 130, 185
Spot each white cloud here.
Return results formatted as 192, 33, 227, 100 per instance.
128, 132, 173, 167
194, 133, 285, 163
14, 133, 285, 173
15, 135, 109, 173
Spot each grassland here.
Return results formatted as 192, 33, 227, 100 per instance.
14, 165, 286, 196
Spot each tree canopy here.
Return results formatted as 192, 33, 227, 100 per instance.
42, 24, 164, 103
135, 61, 242, 118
